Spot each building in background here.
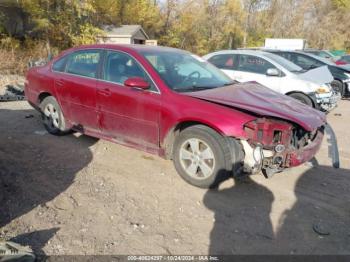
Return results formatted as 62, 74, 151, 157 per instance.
98, 25, 157, 45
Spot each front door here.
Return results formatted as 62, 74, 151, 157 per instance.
234, 54, 282, 92
96, 50, 161, 149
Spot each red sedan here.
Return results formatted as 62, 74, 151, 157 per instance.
25, 44, 326, 188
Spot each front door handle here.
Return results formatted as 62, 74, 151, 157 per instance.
56, 79, 65, 87
98, 88, 111, 97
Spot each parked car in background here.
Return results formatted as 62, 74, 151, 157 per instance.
336, 55, 350, 66
25, 44, 326, 188
266, 50, 350, 97
203, 50, 338, 111
303, 49, 339, 61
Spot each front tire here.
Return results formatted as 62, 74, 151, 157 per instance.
40, 96, 70, 135
331, 80, 344, 97
288, 93, 314, 107
173, 125, 239, 188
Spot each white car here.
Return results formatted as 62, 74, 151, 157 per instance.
203, 50, 339, 111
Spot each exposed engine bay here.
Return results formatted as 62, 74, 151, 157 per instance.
241, 117, 325, 177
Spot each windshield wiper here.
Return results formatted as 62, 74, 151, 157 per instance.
173, 85, 215, 92
223, 80, 237, 86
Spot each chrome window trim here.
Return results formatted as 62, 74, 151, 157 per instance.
52, 70, 99, 81
51, 47, 161, 94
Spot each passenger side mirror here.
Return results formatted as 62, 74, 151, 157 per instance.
266, 68, 280, 77
124, 77, 150, 90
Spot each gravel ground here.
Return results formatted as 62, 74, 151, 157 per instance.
0, 100, 349, 256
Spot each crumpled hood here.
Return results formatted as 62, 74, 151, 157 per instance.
185, 82, 326, 131
297, 66, 333, 85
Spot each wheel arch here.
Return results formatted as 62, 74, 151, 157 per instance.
161, 120, 227, 160
331, 78, 345, 95
37, 92, 53, 105
285, 91, 315, 108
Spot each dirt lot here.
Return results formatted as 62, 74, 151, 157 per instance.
0, 100, 349, 255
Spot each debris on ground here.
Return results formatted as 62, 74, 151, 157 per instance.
0, 74, 26, 102
0, 241, 35, 262
313, 222, 331, 236
0, 85, 25, 102
34, 130, 48, 136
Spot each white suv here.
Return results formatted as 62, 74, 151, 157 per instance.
203, 50, 339, 111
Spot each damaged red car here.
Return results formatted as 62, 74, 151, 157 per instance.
25, 44, 326, 188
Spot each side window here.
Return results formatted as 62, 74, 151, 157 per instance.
319, 52, 329, 58
103, 51, 156, 91
237, 55, 276, 74
52, 56, 68, 72
66, 50, 101, 78
208, 54, 236, 70
293, 54, 322, 69
275, 52, 291, 61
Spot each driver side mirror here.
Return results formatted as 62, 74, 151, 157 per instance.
124, 77, 150, 90
266, 68, 280, 77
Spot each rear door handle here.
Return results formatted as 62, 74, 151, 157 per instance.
98, 88, 111, 97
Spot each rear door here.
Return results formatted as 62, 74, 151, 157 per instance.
96, 50, 161, 149
54, 49, 102, 132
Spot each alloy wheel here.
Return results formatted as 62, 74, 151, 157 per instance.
179, 138, 216, 179
43, 103, 60, 129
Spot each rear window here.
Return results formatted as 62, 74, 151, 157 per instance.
52, 56, 68, 72
66, 50, 101, 78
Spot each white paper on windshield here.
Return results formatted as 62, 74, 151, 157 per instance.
298, 66, 333, 84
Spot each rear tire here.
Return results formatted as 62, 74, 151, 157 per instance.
288, 93, 314, 108
173, 125, 241, 188
40, 96, 70, 135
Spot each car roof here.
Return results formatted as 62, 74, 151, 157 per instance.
70, 44, 189, 54
265, 49, 321, 57
206, 49, 274, 57
266, 49, 339, 66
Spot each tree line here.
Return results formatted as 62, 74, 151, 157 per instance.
0, 0, 349, 56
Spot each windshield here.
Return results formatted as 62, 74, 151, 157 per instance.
264, 53, 304, 73
139, 50, 234, 92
